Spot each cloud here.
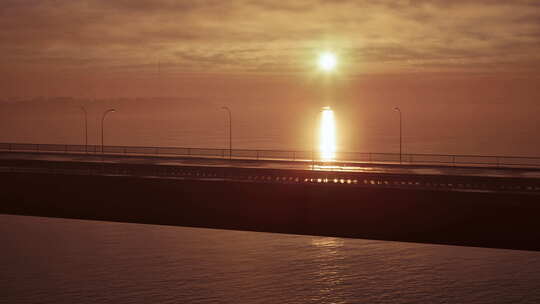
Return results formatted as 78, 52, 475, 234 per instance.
0, 0, 539, 74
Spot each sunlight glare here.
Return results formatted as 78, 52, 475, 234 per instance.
318, 52, 337, 71
320, 106, 336, 161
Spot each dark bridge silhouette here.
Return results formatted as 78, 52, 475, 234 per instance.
1, 143, 540, 251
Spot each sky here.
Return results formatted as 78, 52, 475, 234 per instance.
1, 0, 539, 99
1, 0, 540, 155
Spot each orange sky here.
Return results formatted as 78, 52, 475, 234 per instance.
1, 1, 540, 156
1, 0, 539, 100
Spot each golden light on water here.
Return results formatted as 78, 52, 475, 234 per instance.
318, 52, 337, 72
320, 106, 336, 161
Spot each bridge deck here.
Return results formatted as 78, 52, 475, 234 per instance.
2, 150, 540, 177
2, 151, 540, 251
1, 151, 539, 195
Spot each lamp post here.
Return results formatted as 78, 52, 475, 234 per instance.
221, 106, 232, 160
80, 106, 88, 153
101, 109, 115, 154
312, 113, 317, 170
393, 107, 402, 164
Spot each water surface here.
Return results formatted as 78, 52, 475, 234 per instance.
2, 215, 540, 304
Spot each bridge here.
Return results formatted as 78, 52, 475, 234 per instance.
1, 142, 540, 251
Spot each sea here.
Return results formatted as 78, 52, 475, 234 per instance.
1, 97, 540, 303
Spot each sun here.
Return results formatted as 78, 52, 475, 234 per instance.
318, 52, 337, 72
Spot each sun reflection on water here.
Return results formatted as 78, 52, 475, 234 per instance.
311, 237, 345, 249
319, 106, 336, 161
310, 237, 346, 298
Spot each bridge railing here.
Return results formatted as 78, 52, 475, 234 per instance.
1, 142, 540, 169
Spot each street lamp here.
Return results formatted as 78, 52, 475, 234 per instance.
80, 106, 88, 153
101, 109, 116, 154
393, 107, 402, 164
312, 112, 318, 170
221, 106, 232, 160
